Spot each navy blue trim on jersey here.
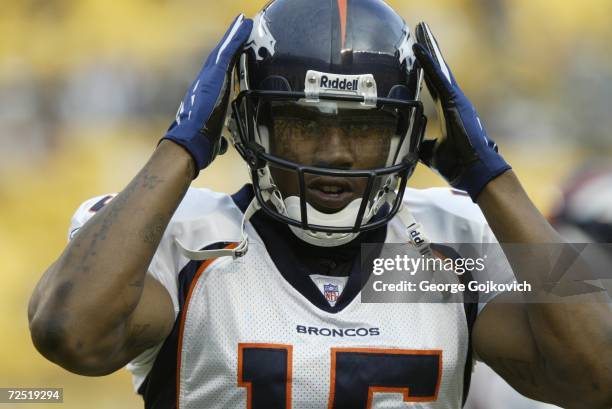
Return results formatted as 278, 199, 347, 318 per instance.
89, 195, 114, 212
138, 242, 232, 409
231, 183, 254, 214
232, 184, 387, 314
239, 346, 291, 409
431, 244, 479, 407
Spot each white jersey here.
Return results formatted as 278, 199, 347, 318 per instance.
69, 185, 514, 409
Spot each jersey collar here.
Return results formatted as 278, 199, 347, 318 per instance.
232, 184, 387, 313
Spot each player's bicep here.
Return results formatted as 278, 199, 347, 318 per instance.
122, 274, 175, 358
87, 274, 174, 375
473, 294, 570, 406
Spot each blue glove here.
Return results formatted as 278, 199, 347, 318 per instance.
413, 22, 511, 201
162, 15, 253, 176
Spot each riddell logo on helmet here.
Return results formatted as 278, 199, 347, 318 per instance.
320, 75, 359, 91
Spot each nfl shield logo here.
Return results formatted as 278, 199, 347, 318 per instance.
324, 284, 340, 304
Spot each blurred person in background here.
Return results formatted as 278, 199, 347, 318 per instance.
549, 163, 612, 245
26, 1, 612, 408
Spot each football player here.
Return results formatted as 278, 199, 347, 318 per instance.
29, 1, 611, 408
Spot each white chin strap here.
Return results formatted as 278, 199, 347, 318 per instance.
174, 184, 286, 260
175, 187, 433, 261
393, 196, 433, 258
285, 196, 373, 247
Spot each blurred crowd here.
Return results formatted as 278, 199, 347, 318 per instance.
0, 1, 610, 408
1, 0, 611, 167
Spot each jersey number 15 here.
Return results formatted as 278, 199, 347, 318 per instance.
238, 343, 442, 409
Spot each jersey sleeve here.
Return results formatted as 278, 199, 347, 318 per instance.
67, 194, 116, 241
402, 187, 516, 315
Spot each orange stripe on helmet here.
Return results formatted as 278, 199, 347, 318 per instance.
338, 0, 348, 49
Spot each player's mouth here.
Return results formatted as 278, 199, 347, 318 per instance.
306, 177, 358, 213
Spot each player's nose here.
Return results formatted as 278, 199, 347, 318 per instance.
313, 127, 354, 170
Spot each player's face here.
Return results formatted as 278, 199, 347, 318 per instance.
267, 104, 396, 214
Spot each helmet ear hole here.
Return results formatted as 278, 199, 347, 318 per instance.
387, 84, 412, 101
258, 48, 270, 59
260, 76, 292, 91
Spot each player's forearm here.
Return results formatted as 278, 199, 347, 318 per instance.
477, 171, 612, 407
29, 141, 194, 357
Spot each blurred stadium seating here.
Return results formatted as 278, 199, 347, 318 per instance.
1, 1, 610, 407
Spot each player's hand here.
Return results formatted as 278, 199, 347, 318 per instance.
412, 22, 511, 201
162, 15, 253, 177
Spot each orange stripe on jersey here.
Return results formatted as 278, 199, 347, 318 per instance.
338, 0, 348, 49
175, 243, 238, 409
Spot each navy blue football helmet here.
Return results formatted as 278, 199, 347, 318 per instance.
229, 0, 426, 246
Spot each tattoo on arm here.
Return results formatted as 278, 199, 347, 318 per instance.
142, 174, 165, 190
129, 278, 145, 289
63, 164, 174, 273
65, 175, 139, 273
139, 213, 168, 245
125, 323, 160, 352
